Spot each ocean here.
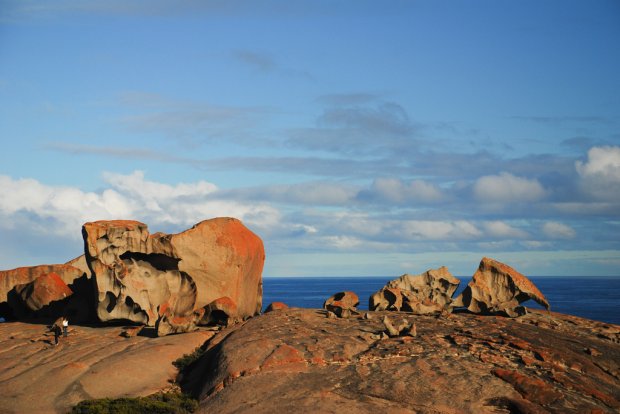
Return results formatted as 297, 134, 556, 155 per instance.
262, 276, 620, 325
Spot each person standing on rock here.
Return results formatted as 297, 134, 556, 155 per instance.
62, 317, 69, 337
53, 323, 62, 346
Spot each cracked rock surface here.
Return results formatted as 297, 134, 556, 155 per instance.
183, 308, 620, 414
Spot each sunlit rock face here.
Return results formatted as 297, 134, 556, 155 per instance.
0, 261, 89, 321
83, 218, 265, 334
453, 257, 550, 317
369, 266, 460, 314
14, 272, 73, 311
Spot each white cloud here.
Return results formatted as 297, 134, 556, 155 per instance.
0, 171, 279, 239
542, 221, 576, 239
575, 146, 620, 200
576, 146, 620, 179
483, 221, 528, 239
520, 240, 553, 249
401, 220, 482, 240
473, 172, 545, 203
323, 235, 363, 249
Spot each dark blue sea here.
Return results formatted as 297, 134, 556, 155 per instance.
263, 276, 620, 325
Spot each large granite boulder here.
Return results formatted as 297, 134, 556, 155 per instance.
453, 257, 550, 317
82, 218, 264, 334
369, 266, 460, 314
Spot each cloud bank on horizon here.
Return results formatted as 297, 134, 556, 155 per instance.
0, 0, 619, 276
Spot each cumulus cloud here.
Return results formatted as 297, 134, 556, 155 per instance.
473, 172, 546, 203
0, 171, 279, 239
575, 146, 620, 200
483, 221, 528, 239
542, 221, 576, 239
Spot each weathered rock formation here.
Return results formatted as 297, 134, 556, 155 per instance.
0, 259, 90, 320
369, 266, 460, 314
181, 308, 620, 413
453, 257, 550, 317
82, 218, 264, 334
14, 272, 73, 311
323, 291, 359, 318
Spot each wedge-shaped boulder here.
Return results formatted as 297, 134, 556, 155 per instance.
369, 267, 460, 314
453, 257, 550, 317
1, 262, 85, 304
83, 218, 264, 334
14, 272, 73, 311
0, 260, 89, 320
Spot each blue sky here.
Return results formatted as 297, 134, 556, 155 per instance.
1, 0, 619, 276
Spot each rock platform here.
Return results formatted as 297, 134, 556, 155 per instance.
183, 308, 620, 414
0, 321, 214, 413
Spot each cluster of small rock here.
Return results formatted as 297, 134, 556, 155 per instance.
312, 257, 550, 326
370, 257, 549, 317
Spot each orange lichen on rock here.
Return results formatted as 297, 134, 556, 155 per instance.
82, 217, 264, 335
264, 301, 289, 312
15, 272, 73, 311
453, 257, 550, 317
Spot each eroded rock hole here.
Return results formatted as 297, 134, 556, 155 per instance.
119, 252, 180, 271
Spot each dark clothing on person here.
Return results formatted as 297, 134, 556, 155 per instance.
53, 325, 61, 345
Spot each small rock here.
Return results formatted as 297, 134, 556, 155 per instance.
324, 291, 359, 310
120, 326, 144, 338
406, 323, 417, 337
324, 292, 359, 318
325, 301, 356, 318
585, 347, 602, 357
265, 302, 289, 313
382, 316, 400, 337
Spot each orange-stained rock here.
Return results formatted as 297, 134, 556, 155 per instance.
453, 257, 550, 317
369, 266, 460, 314
323, 291, 359, 318
82, 218, 264, 335
323, 291, 359, 310
14, 272, 73, 311
200, 297, 238, 327
264, 302, 289, 312
492, 369, 562, 405
180, 308, 620, 413
1, 261, 88, 320
1, 263, 85, 304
